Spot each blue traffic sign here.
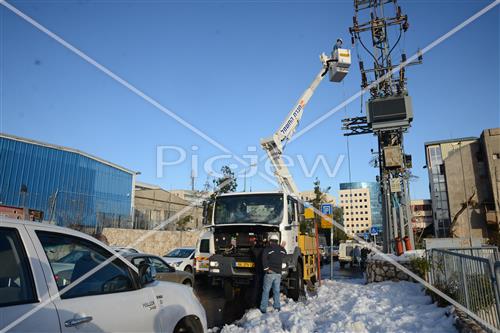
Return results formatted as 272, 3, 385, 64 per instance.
370, 226, 379, 236
321, 203, 333, 215
364, 232, 370, 240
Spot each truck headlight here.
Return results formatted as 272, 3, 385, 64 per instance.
209, 261, 219, 268
281, 263, 287, 269
210, 268, 220, 273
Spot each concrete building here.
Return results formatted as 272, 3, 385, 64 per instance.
134, 182, 203, 231
424, 137, 477, 237
481, 129, 500, 241
425, 129, 500, 243
299, 190, 336, 205
0, 133, 135, 233
410, 199, 433, 229
338, 182, 382, 236
443, 141, 489, 240
170, 189, 210, 206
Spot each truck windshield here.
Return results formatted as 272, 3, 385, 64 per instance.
214, 194, 284, 225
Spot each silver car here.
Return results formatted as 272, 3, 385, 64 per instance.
124, 253, 195, 287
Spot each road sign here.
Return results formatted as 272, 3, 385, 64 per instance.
364, 232, 370, 240
370, 226, 379, 236
320, 203, 333, 229
304, 207, 315, 219
321, 204, 332, 215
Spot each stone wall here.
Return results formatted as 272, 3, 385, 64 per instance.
366, 259, 417, 283
102, 227, 201, 256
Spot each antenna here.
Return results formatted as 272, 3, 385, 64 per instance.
190, 169, 195, 191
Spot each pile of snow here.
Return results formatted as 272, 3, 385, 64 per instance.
369, 249, 426, 263
216, 279, 455, 333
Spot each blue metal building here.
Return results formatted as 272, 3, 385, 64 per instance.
339, 182, 383, 232
0, 133, 135, 232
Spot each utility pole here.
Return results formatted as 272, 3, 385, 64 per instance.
342, 0, 422, 253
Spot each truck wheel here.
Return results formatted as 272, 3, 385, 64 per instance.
287, 262, 304, 302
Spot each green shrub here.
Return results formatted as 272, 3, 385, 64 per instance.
409, 257, 431, 279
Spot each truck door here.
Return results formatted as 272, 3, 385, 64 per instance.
29, 229, 160, 333
0, 225, 60, 333
285, 197, 299, 251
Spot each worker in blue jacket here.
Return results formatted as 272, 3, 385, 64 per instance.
259, 234, 286, 313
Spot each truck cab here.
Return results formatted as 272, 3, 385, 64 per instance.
205, 191, 317, 302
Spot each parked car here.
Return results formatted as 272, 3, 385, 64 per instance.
163, 247, 195, 274
331, 246, 340, 261
111, 246, 141, 254
0, 217, 206, 333
319, 245, 331, 265
124, 253, 194, 287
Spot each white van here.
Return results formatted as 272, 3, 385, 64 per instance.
339, 241, 360, 268
194, 229, 214, 276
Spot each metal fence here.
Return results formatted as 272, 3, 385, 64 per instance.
428, 248, 500, 331
446, 247, 500, 268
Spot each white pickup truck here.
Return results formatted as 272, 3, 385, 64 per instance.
0, 217, 207, 333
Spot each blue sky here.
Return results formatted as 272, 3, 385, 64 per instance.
1, 0, 498, 200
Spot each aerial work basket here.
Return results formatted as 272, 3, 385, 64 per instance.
329, 48, 351, 82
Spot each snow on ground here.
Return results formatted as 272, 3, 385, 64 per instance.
216, 279, 456, 333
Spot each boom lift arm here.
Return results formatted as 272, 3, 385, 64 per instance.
260, 48, 351, 195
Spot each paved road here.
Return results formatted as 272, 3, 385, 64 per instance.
195, 260, 364, 329
321, 260, 364, 280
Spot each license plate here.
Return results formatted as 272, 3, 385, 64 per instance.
235, 262, 255, 268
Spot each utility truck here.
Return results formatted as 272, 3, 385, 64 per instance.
204, 45, 351, 303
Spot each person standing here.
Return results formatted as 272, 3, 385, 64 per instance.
259, 234, 286, 313
353, 245, 362, 268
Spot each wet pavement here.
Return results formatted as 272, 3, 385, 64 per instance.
194, 260, 365, 329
